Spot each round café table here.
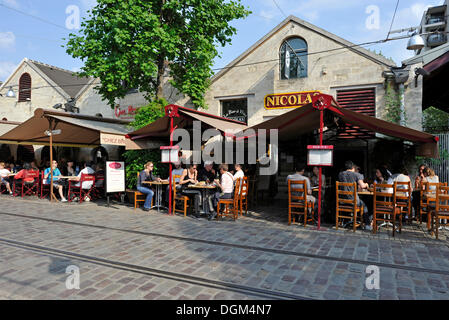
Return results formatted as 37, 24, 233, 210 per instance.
187, 184, 217, 216
142, 180, 169, 213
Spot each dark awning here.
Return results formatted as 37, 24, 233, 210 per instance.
237, 94, 438, 158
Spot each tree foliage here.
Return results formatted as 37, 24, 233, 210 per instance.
422, 106, 449, 133
383, 81, 405, 124
65, 0, 251, 109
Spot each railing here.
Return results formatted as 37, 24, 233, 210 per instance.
427, 33, 447, 46
423, 133, 449, 184
427, 16, 445, 25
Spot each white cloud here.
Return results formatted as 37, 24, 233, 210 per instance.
0, 32, 15, 49
3, 0, 20, 9
0, 61, 17, 82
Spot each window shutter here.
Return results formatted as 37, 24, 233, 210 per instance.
336, 88, 376, 139
18, 73, 32, 102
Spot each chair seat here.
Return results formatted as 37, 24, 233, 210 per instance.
433, 211, 449, 216
218, 198, 234, 204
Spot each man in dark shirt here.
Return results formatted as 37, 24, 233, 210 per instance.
338, 161, 371, 230
197, 161, 216, 182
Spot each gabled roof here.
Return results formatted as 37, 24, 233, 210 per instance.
0, 58, 94, 100
212, 15, 396, 83
29, 60, 94, 99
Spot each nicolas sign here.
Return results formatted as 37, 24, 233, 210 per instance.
264, 91, 320, 110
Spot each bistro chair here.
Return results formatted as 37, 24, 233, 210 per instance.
335, 181, 363, 232
373, 182, 401, 236
13, 170, 40, 197
217, 178, 240, 221
288, 180, 314, 227
173, 175, 190, 217
91, 172, 105, 200
68, 174, 96, 203
394, 181, 412, 225
430, 185, 449, 240
419, 182, 446, 230
39, 171, 51, 199
239, 177, 249, 216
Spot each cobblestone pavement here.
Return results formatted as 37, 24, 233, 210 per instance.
0, 195, 449, 300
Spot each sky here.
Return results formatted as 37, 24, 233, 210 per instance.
0, 0, 446, 82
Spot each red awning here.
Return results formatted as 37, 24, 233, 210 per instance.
423, 50, 449, 74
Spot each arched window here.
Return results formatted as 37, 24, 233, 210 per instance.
18, 73, 32, 102
280, 37, 308, 79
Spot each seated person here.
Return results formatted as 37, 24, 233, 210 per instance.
62, 160, 76, 177
44, 160, 67, 202
339, 160, 370, 230
13, 163, 38, 192
197, 161, 216, 183
0, 162, 13, 195
30, 160, 39, 171
179, 164, 202, 215
71, 162, 96, 201
286, 163, 317, 217
136, 162, 160, 211
165, 161, 184, 204
211, 164, 235, 220
233, 164, 245, 181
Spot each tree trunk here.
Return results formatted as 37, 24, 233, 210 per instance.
156, 58, 168, 100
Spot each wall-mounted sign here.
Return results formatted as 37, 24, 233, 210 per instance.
106, 161, 125, 193
100, 133, 127, 146
264, 91, 321, 110
222, 99, 247, 124
114, 105, 141, 119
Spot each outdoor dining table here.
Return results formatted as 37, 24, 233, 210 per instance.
187, 184, 217, 216
142, 180, 169, 213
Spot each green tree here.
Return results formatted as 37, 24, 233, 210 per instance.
423, 106, 449, 133
65, 0, 251, 109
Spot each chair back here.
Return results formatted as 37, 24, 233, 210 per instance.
240, 177, 248, 199
288, 180, 307, 204
233, 178, 241, 206
394, 180, 412, 203
172, 175, 182, 198
373, 182, 395, 209
436, 185, 449, 212
336, 181, 357, 207
80, 174, 95, 189
95, 172, 105, 186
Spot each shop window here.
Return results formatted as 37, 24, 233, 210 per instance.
336, 88, 376, 139
280, 37, 308, 79
18, 73, 32, 102
221, 99, 248, 124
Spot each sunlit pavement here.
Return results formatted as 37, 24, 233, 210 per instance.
0, 195, 448, 300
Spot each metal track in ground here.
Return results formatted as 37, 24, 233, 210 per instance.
0, 237, 311, 300
1, 211, 449, 276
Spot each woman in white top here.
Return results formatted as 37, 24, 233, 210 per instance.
233, 164, 245, 181
374, 167, 393, 193
424, 167, 439, 191
210, 164, 234, 220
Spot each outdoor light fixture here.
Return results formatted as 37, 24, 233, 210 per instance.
5, 86, 15, 98
407, 32, 425, 50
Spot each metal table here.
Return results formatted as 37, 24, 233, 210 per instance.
143, 181, 169, 213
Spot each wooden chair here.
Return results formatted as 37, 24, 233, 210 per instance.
134, 172, 148, 210
419, 182, 446, 230
373, 182, 401, 236
431, 185, 449, 239
336, 181, 363, 232
217, 179, 240, 221
39, 171, 51, 199
173, 175, 190, 217
239, 177, 249, 216
288, 180, 314, 227
394, 181, 412, 225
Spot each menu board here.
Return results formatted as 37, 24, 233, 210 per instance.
307, 145, 333, 166
106, 161, 126, 193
